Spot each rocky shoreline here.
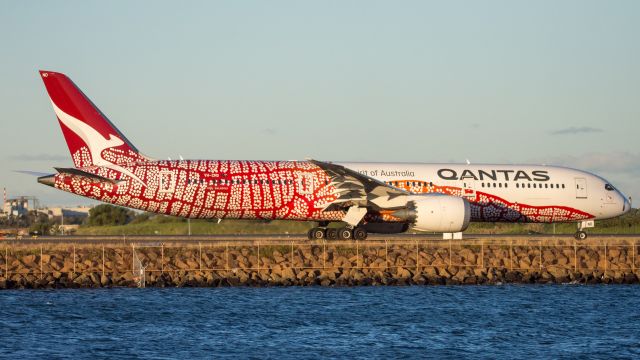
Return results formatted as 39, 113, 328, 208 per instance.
1, 238, 638, 288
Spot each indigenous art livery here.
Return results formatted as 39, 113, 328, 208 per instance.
36, 71, 632, 240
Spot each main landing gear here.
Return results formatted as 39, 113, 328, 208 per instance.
574, 220, 595, 240
307, 226, 368, 240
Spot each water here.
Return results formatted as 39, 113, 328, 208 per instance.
0, 286, 639, 359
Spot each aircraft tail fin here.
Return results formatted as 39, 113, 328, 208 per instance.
39, 70, 150, 168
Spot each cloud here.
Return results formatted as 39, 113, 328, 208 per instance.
9, 154, 69, 162
262, 128, 278, 135
549, 126, 603, 135
542, 152, 640, 175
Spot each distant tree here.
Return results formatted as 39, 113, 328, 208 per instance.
87, 204, 134, 226
129, 212, 152, 224
29, 216, 53, 235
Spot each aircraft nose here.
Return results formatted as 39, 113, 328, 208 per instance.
623, 196, 632, 214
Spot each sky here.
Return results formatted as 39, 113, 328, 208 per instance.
0, 1, 638, 206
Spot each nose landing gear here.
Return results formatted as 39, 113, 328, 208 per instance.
574, 231, 588, 240
574, 220, 595, 240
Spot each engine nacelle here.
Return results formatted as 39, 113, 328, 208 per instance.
395, 194, 471, 232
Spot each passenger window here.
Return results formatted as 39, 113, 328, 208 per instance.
562, 184, 565, 189
498, 183, 502, 188
545, 184, 548, 188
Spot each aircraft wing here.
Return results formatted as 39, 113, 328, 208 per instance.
309, 159, 409, 211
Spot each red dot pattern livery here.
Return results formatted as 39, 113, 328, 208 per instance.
54, 159, 346, 222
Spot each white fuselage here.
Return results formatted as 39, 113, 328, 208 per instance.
338, 162, 631, 222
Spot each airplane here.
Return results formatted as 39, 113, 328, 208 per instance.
36, 70, 632, 240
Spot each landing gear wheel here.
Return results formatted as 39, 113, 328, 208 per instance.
309, 227, 325, 240
353, 227, 368, 240
326, 228, 338, 240
338, 228, 353, 240
575, 231, 588, 240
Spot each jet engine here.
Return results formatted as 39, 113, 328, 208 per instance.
393, 194, 471, 232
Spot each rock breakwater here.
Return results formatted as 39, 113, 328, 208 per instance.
1, 238, 638, 288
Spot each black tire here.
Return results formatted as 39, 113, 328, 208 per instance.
338, 228, 353, 240
576, 231, 587, 240
353, 227, 367, 240
307, 229, 314, 240
311, 228, 325, 240
326, 228, 338, 240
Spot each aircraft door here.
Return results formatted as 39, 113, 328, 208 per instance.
296, 172, 314, 195
462, 181, 475, 200
159, 170, 176, 194
575, 178, 587, 199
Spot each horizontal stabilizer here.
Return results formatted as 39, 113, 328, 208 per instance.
13, 170, 51, 177
54, 167, 124, 185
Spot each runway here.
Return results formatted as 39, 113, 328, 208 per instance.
2, 233, 639, 245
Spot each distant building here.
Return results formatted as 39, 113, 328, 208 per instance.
0, 187, 92, 222
2, 197, 31, 217
45, 206, 92, 219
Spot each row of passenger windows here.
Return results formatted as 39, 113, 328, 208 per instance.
382, 180, 566, 190
479, 182, 566, 189
186, 178, 568, 190
385, 181, 433, 187
186, 179, 331, 186
187, 179, 295, 186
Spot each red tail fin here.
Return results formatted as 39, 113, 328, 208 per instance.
39, 70, 149, 168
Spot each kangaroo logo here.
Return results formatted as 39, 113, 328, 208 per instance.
51, 101, 145, 186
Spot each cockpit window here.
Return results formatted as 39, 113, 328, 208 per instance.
605, 184, 615, 191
